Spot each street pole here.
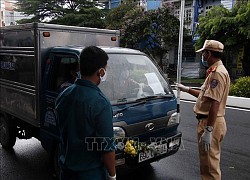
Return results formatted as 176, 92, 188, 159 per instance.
0, 0, 2, 27
176, 0, 185, 123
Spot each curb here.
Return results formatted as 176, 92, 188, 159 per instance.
173, 90, 250, 110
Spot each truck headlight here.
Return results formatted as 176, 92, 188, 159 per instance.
167, 112, 180, 126
113, 127, 126, 139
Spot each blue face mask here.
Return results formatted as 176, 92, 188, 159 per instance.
201, 56, 208, 67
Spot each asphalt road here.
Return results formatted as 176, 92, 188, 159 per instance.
0, 101, 250, 180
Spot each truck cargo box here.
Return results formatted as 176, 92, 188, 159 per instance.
0, 23, 120, 127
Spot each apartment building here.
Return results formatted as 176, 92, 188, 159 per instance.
0, 0, 31, 27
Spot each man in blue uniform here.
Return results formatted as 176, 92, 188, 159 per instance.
55, 46, 116, 180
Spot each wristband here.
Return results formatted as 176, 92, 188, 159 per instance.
108, 174, 116, 180
205, 126, 213, 132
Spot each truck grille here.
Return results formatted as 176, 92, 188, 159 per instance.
122, 116, 169, 137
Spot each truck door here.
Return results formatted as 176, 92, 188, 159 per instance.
41, 53, 79, 145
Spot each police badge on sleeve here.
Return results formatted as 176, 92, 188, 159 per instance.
210, 79, 219, 88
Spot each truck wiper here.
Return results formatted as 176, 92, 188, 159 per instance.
136, 94, 174, 102
113, 100, 147, 117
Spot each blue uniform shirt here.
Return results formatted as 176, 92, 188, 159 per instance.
55, 79, 115, 171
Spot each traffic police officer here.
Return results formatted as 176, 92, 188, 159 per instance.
177, 40, 230, 180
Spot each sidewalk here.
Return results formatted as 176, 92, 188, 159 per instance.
173, 90, 250, 110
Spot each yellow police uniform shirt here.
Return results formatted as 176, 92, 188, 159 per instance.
194, 60, 230, 116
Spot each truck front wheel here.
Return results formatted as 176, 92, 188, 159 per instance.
0, 114, 16, 149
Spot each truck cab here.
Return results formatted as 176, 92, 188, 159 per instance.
41, 46, 182, 168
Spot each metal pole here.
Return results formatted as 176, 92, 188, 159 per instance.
0, 0, 2, 27
176, 0, 185, 122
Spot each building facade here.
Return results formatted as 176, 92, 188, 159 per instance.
0, 0, 31, 27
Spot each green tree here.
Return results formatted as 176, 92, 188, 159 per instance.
50, 7, 106, 28
105, 1, 137, 30
15, 0, 106, 28
120, 7, 143, 49
195, 1, 250, 76
121, 4, 181, 70
15, 0, 95, 21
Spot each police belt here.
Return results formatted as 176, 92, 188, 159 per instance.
196, 114, 208, 120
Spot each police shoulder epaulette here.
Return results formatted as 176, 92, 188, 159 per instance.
210, 66, 217, 72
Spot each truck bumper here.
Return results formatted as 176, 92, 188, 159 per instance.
115, 131, 182, 167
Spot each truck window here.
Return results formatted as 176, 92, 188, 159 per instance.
47, 54, 79, 92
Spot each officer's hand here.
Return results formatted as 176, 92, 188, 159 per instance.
199, 126, 213, 152
175, 83, 190, 92
108, 174, 116, 180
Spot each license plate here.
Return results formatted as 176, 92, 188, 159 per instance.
138, 142, 168, 163
138, 138, 180, 163
138, 150, 154, 163
155, 143, 168, 155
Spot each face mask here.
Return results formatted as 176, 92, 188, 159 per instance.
201, 56, 208, 67
100, 68, 107, 82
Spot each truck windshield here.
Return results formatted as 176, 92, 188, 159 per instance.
99, 54, 173, 104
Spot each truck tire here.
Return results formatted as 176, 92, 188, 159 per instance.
0, 114, 16, 149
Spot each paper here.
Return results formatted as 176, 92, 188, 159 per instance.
144, 73, 165, 95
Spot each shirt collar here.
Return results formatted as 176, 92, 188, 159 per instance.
206, 60, 222, 77
210, 60, 223, 67
75, 79, 101, 92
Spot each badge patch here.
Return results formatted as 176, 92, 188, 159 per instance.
210, 79, 219, 88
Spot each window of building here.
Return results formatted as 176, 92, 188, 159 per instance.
184, 8, 192, 23
185, 3, 192, 8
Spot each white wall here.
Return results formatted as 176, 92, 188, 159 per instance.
221, 0, 233, 10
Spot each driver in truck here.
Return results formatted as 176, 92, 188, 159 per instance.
58, 61, 80, 93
